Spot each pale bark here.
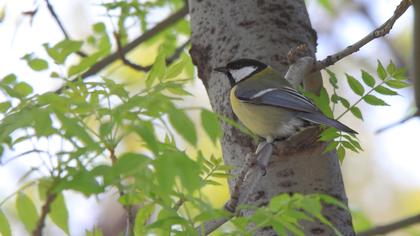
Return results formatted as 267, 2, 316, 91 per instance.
189, 0, 354, 235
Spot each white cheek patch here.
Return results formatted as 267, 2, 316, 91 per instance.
230, 66, 257, 82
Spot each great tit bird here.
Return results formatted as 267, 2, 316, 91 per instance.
214, 59, 357, 143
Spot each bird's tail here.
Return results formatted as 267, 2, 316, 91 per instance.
297, 112, 357, 134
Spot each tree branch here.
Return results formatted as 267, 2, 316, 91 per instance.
115, 32, 190, 72
313, 0, 412, 72
44, 0, 87, 57
376, 110, 420, 134
55, 4, 189, 94
32, 191, 57, 236
358, 213, 420, 236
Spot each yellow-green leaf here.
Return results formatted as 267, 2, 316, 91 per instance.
168, 107, 197, 146
361, 70, 375, 87
16, 192, 39, 233
201, 109, 222, 144
376, 60, 387, 80
346, 74, 364, 96
350, 106, 363, 120
49, 193, 70, 235
374, 85, 398, 96
0, 210, 11, 236
363, 95, 388, 106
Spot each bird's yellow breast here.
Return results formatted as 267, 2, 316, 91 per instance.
229, 86, 302, 140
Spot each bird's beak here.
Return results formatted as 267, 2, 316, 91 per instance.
214, 67, 228, 73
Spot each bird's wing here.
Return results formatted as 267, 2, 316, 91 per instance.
235, 86, 318, 113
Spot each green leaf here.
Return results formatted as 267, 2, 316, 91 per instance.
361, 70, 375, 87
337, 145, 345, 163
374, 85, 398, 96
168, 106, 197, 146
22, 54, 49, 71
93, 22, 106, 33
326, 69, 338, 89
44, 40, 83, 64
16, 192, 39, 233
85, 227, 103, 236
134, 122, 159, 154
166, 57, 186, 79
317, 0, 333, 13
201, 109, 222, 144
55, 112, 100, 149
68, 52, 104, 76
0, 101, 11, 113
134, 204, 155, 235
386, 61, 396, 75
146, 50, 166, 87
14, 82, 33, 97
346, 74, 364, 96
1, 74, 17, 85
363, 95, 388, 106
49, 193, 70, 235
33, 109, 54, 137
352, 209, 373, 232
350, 106, 363, 120
317, 88, 333, 118
59, 168, 104, 196
338, 96, 350, 108
385, 80, 411, 89
376, 60, 387, 80
0, 210, 11, 236
304, 88, 333, 118
114, 153, 150, 176
154, 150, 201, 194
341, 140, 359, 152
319, 128, 339, 141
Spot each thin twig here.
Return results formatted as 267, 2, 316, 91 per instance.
54, 4, 188, 94
196, 143, 273, 236
32, 192, 57, 236
358, 213, 420, 236
115, 32, 150, 71
44, 0, 87, 57
313, 0, 412, 72
115, 32, 191, 72
376, 110, 420, 134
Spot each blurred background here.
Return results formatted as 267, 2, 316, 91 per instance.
0, 0, 419, 235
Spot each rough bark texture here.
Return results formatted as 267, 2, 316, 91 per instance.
189, 0, 354, 235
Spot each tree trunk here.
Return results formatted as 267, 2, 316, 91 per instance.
189, 0, 355, 235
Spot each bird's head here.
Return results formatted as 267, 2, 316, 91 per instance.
214, 59, 267, 85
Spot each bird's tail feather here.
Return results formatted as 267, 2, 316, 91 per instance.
297, 112, 357, 134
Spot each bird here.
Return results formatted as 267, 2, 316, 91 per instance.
214, 58, 357, 143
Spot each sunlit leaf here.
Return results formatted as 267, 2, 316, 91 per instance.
374, 85, 398, 96
385, 80, 411, 89
16, 193, 39, 233
49, 193, 70, 235
134, 204, 155, 235
201, 109, 222, 144
350, 106, 363, 120
346, 74, 364, 96
376, 60, 387, 80
168, 106, 197, 146
363, 95, 388, 106
361, 70, 375, 87
14, 82, 33, 97
337, 145, 345, 163
0, 210, 11, 236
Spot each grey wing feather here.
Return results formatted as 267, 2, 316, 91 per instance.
236, 87, 318, 113
235, 86, 357, 134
